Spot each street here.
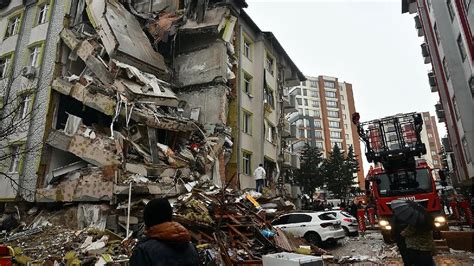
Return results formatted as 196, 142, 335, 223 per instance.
322, 230, 474, 265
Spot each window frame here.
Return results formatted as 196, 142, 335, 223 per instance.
0, 53, 14, 79
243, 34, 253, 60
36, 2, 50, 25
329, 121, 340, 128
242, 150, 252, 175
447, 0, 456, 21
4, 12, 23, 39
325, 91, 337, 98
442, 57, 450, 80
8, 144, 23, 174
242, 110, 252, 135
243, 72, 253, 94
265, 51, 275, 76
457, 34, 467, 62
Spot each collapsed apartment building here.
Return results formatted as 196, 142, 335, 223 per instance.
0, 0, 304, 203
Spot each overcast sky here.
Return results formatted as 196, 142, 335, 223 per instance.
245, 0, 445, 173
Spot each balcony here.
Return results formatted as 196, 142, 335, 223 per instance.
428, 72, 438, 92
282, 121, 297, 140
436, 109, 445, 123
414, 15, 424, 37
421, 43, 431, 64
435, 102, 443, 111
283, 94, 297, 113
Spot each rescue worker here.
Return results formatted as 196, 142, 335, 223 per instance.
253, 164, 266, 193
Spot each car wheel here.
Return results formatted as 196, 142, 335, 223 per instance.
343, 226, 350, 236
304, 232, 322, 246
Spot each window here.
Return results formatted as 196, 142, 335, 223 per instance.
314, 120, 322, 128
328, 110, 339, 118
301, 81, 306, 86
312, 100, 319, 107
327, 100, 337, 107
37, 3, 49, 25
242, 111, 252, 134
339, 85, 343, 91
303, 89, 307, 96
19, 94, 32, 119
431, 151, 437, 156
433, 159, 439, 165
287, 214, 312, 223
463, 0, 470, 11
243, 37, 251, 59
457, 34, 467, 62
462, 137, 472, 162
265, 53, 274, 75
428, 133, 433, 139
242, 151, 252, 175
447, 0, 455, 21
453, 97, 460, 120
29, 45, 42, 67
298, 129, 305, 138
298, 108, 303, 115
315, 131, 323, 139
264, 85, 275, 108
304, 99, 308, 106
331, 141, 343, 148
8, 145, 21, 173
343, 114, 347, 119
427, 0, 432, 11
330, 131, 341, 139
314, 110, 321, 117
243, 73, 252, 94
329, 121, 340, 128
316, 142, 324, 149
442, 57, 450, 80
344, 123, 348, 129
434, 23, 440, 44
342, 104, 345, 110
346, 134, 350, 140
324, 81, 335, 88
340, 95, 344, 100
325, 91, 336, 98
271, 215, 290, 225
0, 55, 12, 79
5, 14, 21, 38
310, 80, 318, 87
311, 90, 318, 97
266, 121, 276, 143
296, 98, 302, 106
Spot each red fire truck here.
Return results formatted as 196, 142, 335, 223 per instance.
352, 112, 448, 242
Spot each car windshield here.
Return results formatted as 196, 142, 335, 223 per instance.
375, 169, 433, 197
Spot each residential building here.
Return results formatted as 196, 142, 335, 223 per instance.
402, 0, 473, 188
288, 75, 365, 189
0, 0, 303, 203
419, 111, 443, 170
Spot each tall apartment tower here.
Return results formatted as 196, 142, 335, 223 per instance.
289, 75, 365, 189
420, 111, 443, 170
402, 0, 473, 188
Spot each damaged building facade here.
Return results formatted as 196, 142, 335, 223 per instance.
0, 0, 304, 204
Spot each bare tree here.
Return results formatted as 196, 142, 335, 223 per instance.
0, 74, 46, 199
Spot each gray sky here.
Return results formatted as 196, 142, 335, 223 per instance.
245, 0, 445, 174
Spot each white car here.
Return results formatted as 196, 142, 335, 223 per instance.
271, 212, 345, 246
321, 210, 358, 236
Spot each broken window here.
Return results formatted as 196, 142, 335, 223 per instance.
18, 94, 32, 119
29, 45, 42, 67
242, 110, 252, 134
264, 85, 275, 108
8, 145, 21, 173
0, 54, 11, 78
265, 53, 274, 76
37, 3, 49, 25
243, 37, 252, 59
243, 72, 252, 94
265, 120, 276, 143
242, 151, 252, 175
5, 14, 21, 38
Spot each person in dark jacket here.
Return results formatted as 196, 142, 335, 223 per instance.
391, 215, 410, 265
130, 198, 199, 266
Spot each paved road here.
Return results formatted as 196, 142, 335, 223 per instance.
322, 230, 474, 265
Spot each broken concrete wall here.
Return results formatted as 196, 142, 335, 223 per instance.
174, 41, 228, 87
133, 0, 181, 13
85, 0, 170, 79
178, 85, 229, 128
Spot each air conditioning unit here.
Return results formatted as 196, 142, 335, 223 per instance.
21, 66, 36, 79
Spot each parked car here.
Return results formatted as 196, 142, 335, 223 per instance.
271, 212, 345, 246
320, 210, 358, 236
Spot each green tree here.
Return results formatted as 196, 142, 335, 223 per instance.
294, 143, 324, 196
324, 144, 357, 200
